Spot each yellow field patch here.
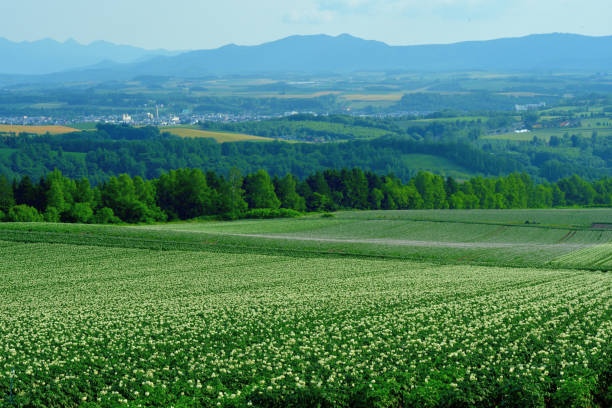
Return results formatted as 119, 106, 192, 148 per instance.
161, 127, 273, 143
0, 124, 79, 135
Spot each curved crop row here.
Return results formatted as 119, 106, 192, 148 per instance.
0, 241, 610, 407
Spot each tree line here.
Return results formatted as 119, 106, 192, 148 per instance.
0, 167, 610, 224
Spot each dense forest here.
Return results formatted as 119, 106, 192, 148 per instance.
1, 165, 610, 224
0, 124, 520, 184
1, 123, 611, 185
199, 113, 494, 141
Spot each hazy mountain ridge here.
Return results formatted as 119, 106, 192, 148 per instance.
123, 33, 612, 76
0, 37, 181, 75
2, 33, 611, 82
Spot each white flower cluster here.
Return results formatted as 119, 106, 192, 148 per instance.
0, 241, 610, 407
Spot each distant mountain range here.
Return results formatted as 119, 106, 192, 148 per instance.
1, 33, 611, 82
0, 37, 181, 75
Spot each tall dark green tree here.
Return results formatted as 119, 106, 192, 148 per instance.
14, 175, 38, 208
99, 174, 166, 223
156, 169, 213, 220
244, 169, 281, 210
218, 167, 248, 218
343, 168, 369, 209
445, 176, 459, 197
414, 172, 447, 209
0, 174, 15, 213
274, 174, 306, 212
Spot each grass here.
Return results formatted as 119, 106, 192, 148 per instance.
483, 127, 612, 142
1, 209, 610, 270
0, 147, 17, 159
0, 124, 79, 135
29, 102, 67, 109
401, 153, 476, 180
134, 209, 612, 270
70, 122, 98, 130
341, 93, 404, 101
407, 116, 489, 124
581, 118, 612, 128
0, 209, 611, 407
161, 127, 274, 142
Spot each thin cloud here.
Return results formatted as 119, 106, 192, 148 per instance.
283, 7, 335, 24
319, 0, 492, 14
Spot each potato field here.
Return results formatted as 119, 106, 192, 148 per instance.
0, 209, 611, 407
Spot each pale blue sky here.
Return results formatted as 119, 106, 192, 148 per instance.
1, 0, 609, 50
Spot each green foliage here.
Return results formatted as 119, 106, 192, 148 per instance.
99, 174, 166, 223
43, 206, 61, 222
3, 113, 612, 184
156, 168, 213, 220
550, 376, 596, 408
274, 174, 306, 212
1, 167, 611, 226
397, 91, 558, 112
0, 173, 15, 213
521, 111, 540, 129
243, 208, 302, 219
7, 204, 43, 222
200, 114, 394, 142
414, 172, 448, 209
46, 180, 66, 212
0, 125, 528, 184
243, 169, 281, 210
65, 202, 94, 223
220, 167, 248, 219
92, 207, 121, 224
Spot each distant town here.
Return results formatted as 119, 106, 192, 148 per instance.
0, 109, 443, 127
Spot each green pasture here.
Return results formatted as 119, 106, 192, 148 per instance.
484, 127, 612, 141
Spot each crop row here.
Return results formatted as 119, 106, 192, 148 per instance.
0, 242, 610, 407
552, 243, 612, 269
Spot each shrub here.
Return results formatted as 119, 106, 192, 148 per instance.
551, 376, 596, 408
93, 207, 121, 224
44, 206, 61, 222
7, 205, 43, 222
64, 203, 94, 224
243, 208, 302, 219
498, 378, 545, 408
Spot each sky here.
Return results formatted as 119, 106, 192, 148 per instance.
1, 0, 610, 50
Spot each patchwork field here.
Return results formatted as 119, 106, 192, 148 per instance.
0, 124, 79, 135
0, 209, 611, 407
484, 127, 612, 142
340, 93, 404, 101
140, 209, 612, 270
161, 127, 274, 142
394, 153, 476, 180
